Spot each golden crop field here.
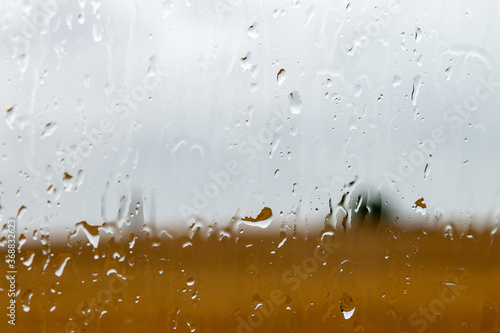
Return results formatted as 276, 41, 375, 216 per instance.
2, 223, 499, 333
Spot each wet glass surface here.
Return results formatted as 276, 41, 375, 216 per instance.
1, 0, 500, 332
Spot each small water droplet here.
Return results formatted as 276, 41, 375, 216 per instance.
22, 290, 34, 312
6, 105, 17, 129
129, 234, 137, 249
147, 55, 158, 77
288, 91, 302, 114
92, 22, 103, 42
55, 254, 71, 277
411, 75, 422, 105
247, 23, 259, 39
277, 68, 286, 85
413, 197, 427, 214
445, 66, 452, 81
240, 52, 252, 71
17, 205, 27, 218
23, 251, 35, 267
277, 231, 287, 248
41, 122, 58, 139
415, 26, 422, 43
392, 75, 402, 87
84, 74, 91, 89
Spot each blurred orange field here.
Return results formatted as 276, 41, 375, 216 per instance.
2, 225, 500, 332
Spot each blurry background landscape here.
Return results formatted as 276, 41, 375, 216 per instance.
2, 1, 500, 332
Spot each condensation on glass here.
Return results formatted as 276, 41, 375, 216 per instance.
1, 0, 499, 332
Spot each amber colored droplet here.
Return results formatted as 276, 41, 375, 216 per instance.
17, 205, 27, 217
414, 198, 427, 209
242, 207, 273, 222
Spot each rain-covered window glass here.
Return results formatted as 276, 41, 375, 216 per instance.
1, 0, 499, 332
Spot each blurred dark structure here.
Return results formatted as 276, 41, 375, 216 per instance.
345, 181, 386, 230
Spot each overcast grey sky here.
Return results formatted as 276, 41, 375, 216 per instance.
1, 0, 500, 237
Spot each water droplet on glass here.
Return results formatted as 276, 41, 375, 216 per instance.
288, 91, 302, 114
23, 251, 35, 267
277, 68, 286, 85
392, 75, 402, 87
70, 221, 100, 248
411, 75, 422, 105
339, 292, 356, 320
22, 290, 34, 312
6, 105, 17, 129
41, 122, 58, 139
55, 254, 71, 277
247, 23, 259, 39
240, 207, 273, 229
92, 22, 103, 42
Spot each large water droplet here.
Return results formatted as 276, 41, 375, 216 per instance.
240, 207, 273, 229
339, 292, 356, 320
